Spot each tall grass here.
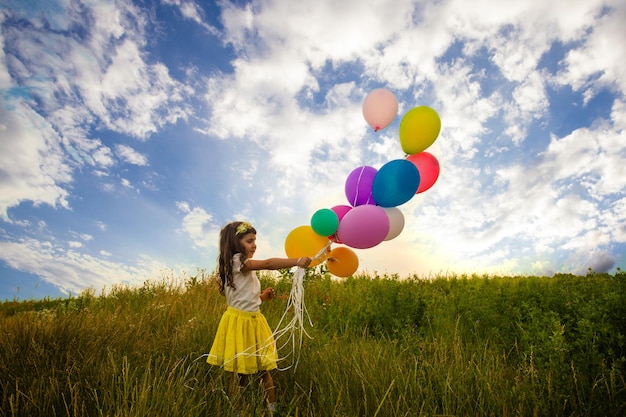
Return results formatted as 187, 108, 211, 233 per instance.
1, 269, 624, 416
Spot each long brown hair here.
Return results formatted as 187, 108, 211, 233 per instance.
217, 221, 257, 294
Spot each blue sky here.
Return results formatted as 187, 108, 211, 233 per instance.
1, 0, 625, 300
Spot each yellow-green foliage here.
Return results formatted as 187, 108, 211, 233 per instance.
1, 269, 625, 416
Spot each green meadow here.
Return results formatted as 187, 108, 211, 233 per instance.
1, 268, 625, 416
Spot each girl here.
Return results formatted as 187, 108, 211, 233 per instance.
208, 221, 312, 415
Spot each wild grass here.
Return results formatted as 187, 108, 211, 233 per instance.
1, 268, 624, 416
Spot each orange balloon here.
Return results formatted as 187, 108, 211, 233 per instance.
284, 225, 328, 267
326, 247, 359, 277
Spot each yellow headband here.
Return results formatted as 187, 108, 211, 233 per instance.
236, 222, 253, 236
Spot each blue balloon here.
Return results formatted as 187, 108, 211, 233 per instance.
372, 159, 420, 207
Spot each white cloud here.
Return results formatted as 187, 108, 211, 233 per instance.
503, 72, 549, 144
0, 99, 72, 221
115, 144, 148, 166
70, 231, 93, 242
93, 39, 191, 138
0, 12, 11, 89
556, 2, 626, 96
91, 145, 115, 168
176, 202, 220, 249
0, 238, 168, 295
161, 0, 220, 34
120, 178, 133, 189
101, 182, 115, 193
0, 0, 194, 221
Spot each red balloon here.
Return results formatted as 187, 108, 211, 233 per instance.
406, 152, 440, 193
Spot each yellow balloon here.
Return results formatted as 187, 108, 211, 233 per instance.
284, 225, 328, 267
326, 247, 359, 277
399, 106, 441, 155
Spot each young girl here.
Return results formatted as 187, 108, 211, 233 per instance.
208, 221, 312, 415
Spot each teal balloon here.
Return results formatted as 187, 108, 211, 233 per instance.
372, 159, 420, 207
311, 208, 339, 236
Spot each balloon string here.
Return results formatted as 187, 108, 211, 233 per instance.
271, 241, 331, 371
353, 166, 366, 207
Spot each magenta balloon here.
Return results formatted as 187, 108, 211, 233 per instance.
330, 205, 352, 222
345, 166, 378, 207
406, 152, 440, 193
336, 205, 390, 249
330, 205, 352, 244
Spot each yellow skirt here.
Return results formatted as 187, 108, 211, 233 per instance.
207, 307, 278, 374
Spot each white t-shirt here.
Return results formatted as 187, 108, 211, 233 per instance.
224, 253, 261, 312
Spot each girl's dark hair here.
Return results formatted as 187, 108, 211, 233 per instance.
217, 221, 257, 295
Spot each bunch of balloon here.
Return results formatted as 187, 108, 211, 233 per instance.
283, 88, 442, 279
332, 89, 425, 252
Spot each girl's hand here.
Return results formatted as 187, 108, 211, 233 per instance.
260, 287, 275, 302
296, 257, 312, 268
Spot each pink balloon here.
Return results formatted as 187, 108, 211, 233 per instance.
345, 166, 377, 206
336, 205, 390, 249
406, 152, 440, 193
362, 88, 398, 132
330, 205, 352, 222
330, 205, 352, 244
382, 207, 405, 241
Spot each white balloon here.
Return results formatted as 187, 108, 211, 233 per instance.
383, 207, 405, 241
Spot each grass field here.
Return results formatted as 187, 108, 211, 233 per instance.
1, 268, 625, 416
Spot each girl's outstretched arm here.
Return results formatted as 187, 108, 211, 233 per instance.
243, 257, 311, 271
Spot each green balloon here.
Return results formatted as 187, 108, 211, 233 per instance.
310, 208, 339, 237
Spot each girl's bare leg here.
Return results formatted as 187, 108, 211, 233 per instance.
228, 373, 250, 410
229, 372, 276, 412
261, 371, 276, 404
227, 372, 238, 398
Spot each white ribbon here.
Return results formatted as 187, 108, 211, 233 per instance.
271, 241, 331, 370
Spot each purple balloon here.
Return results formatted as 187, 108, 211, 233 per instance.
336, 205, 390, 249
345, 166, 378, 207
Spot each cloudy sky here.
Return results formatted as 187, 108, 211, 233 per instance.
1, 0, 624, 300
